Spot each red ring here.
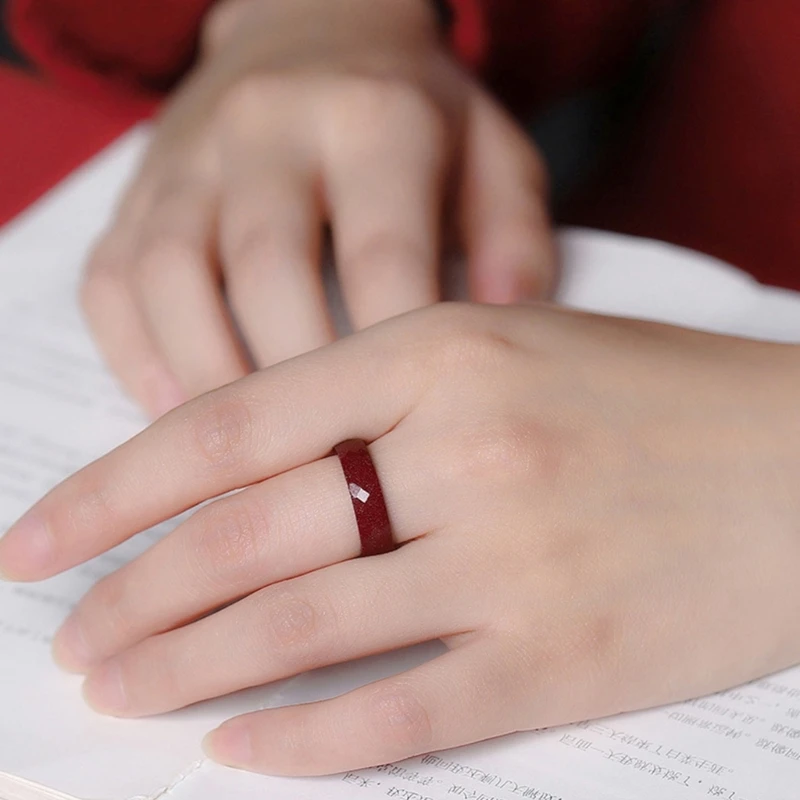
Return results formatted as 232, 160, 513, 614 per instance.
334, 439, 395, 557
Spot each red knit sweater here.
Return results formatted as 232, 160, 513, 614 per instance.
5, 0, 800, 290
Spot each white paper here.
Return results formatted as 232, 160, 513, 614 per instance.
1, 129, 799, 800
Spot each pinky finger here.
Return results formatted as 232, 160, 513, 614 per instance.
81, 235, 186, 419
460, 91, 558, 304
204, 638, 528, 777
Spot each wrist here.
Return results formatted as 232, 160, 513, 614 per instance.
202, 0, 443, 60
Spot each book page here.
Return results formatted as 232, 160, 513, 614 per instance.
0, 230, 291, 800
0, 131, 303, 800
1, 129, 799, 800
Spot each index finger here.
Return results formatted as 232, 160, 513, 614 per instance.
0, 323, 422, 582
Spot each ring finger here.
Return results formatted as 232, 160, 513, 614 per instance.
53, 427, 444, 671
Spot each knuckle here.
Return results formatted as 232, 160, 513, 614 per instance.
550, 610, 625, 701
331, 76, 446, 142
346, 231, 427, 281
125, 641, 185, 707
449, 416, 544, 484
80, 575, 135, 645
191, 498, 269, 590
426, 304, 517, 373
190, 394, 258, 472
259, 591, 333, 667
365, 682, 433, 751
227, 232, 301, 287
216, 74, 284, 136
422, 301, 478, 340
577, 613, 621, 663
398, 303, 497, 384
366, 77, 438, 119
80, 242, 127, 314
135, 235, 204, 288
536, 527, 597, 585
227, 233, 269, 280
57, 481, 117, 545
116, 178, 156, 221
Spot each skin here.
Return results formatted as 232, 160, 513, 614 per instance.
81, 0, 556, 419
1, 303, 799, 777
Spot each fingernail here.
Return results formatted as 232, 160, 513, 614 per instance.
0, 515, 55, 580
83, 662, 128, 715
53, 615, 93, 673
203, 721, 253, 767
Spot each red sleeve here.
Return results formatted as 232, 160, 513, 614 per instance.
7, 0, 215, 107
449, 0, 682, 110
0, 66, 140, 226
9, 0, 675, 111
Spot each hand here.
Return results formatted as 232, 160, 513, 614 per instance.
3, 304, 798, 777
82, 0, 556, 419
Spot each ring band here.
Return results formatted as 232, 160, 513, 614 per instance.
334, 439, 395, 557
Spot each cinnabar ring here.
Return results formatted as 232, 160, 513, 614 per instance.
334, 439, 395, 557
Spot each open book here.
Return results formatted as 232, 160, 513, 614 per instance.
1, 129, 800, 800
